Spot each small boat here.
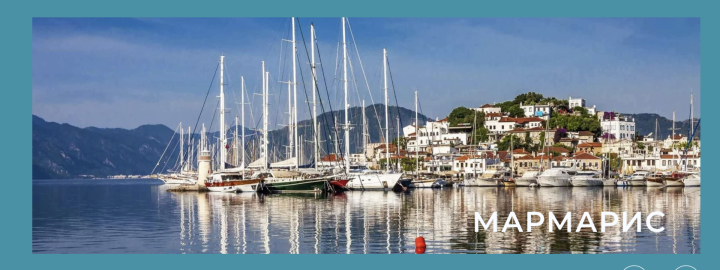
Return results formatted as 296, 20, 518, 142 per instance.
411, 178, 437, 188
537, 167, 576, 187
569, 171, 603, 186
431, 178, 448, 188
206, 170, 261, 193
645, 172, 666, 187
681, 171, 700, 186
627, 170, 650, 186
330, 179, 350, 188
515, 170, 539, 186
463, 169, 503, 187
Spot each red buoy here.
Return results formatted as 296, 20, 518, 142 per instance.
415, 236, 426, 248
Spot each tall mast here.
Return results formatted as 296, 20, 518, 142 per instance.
262, 61, 268, 170
415, 91, 418, 181
187, 126, 192, 171
241, 76, 246, 169
362, 100, 367, 156
235, 116, 239, 167
311, 23, 319, 170
672, 110, 676, 141
342, 17, 350, 175
383, 48, 389, 173
292, 17, 299, 170
287, 70, 293, 159
397, 116, 401, 172
219, 55, 226, 171
180, 122, 184, 171
690, 91, 694, 132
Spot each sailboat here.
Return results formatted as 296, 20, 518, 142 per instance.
156, 124, 198, 185
205, 55, 261, 193
251, 18, 342, 193
343, 25, 402, 190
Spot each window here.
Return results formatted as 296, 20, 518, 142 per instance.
663, 160, 666, 166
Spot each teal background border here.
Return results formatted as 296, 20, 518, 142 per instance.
5, 0, 714, 269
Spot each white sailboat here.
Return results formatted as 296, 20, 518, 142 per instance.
344, 27, 402, 190
206, 55, 260, 193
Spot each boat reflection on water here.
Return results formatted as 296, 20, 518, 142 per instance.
31, 180, 700, 254
165, 185, 700, 254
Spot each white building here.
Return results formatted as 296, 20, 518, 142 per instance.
404, 119, 468, 155
475, 104, 502, 114
601, 114, 636, 141
520, 102, 551, 120
568, 96, 585, 108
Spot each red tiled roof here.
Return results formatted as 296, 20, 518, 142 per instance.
578, 142, 602, 147
572, 153, 599, 160
513, 117, 544, 124
480, 104, 495, 108
578, 131, 594, 136
455, 155, 470, 161
512, 148, 529, 154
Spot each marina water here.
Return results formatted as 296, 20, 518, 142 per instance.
33, 179, 700, 254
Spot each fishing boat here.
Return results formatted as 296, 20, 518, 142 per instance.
537, 167, 576, 187
569, 171, 604, 186
645, 172, 666, 187
627, 170, 650, 186
411, 178, 438, 188
515, 170, 539, 186
682, 171, 700, 186
463, 168, 503, 187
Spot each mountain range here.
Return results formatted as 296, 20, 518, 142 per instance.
32, 108, 699, 180
32, 104, 429, 179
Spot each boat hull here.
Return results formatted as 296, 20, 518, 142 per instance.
463, 178, 500, 187
627, 179, 647, 186
346, 173, 403, 190
645, 180, 664, 187
206, 179, 261, 193
263, 178, 328, 193
514, 178, 537, 186
537, 176, 570, 187
602, 179, 617, 186
663, 179, 684, 187
570, 179, 604, 186
682, 175, 701, 186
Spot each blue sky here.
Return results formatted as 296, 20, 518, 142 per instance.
32, 18, 700, 130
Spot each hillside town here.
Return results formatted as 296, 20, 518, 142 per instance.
346, 94, 700, 179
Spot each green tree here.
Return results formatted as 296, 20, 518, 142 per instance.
506, 104, 525, 118
391, 136, 408, 150
498, 135, 522, 151
637, 142, 645, 150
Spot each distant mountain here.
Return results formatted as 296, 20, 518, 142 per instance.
32, 105, 429, 179
32, 115, 181, 179
622, 113, 700, 140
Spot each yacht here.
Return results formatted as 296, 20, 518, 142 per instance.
463, 168, 503, 187
537, 167, 576, 187
206, 170, 261, 193
627, 170, 650, 186
515, 170, 539, 186
645, 172, 666, 187
681, 171, 701, 186
345, 166, 404, 190
569, 171, 603, 186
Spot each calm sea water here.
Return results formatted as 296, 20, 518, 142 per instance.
32, 179, 700, 254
